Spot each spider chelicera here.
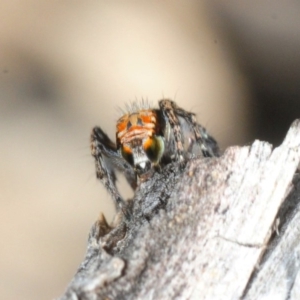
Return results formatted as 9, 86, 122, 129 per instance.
90, 99, 219, 219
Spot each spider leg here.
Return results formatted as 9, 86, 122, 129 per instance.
91, 127, 135, 219
161, 100, 219, 158
159, 99, 185, 164
174, 105, 219, 157
195, 123, 220, 157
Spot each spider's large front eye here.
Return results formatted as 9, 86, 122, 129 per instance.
121, 145, 134, 166
143, 136, 164, 164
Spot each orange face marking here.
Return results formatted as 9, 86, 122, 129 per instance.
122, 144, 132, 155
139, 115, 152, 125
116, 115, 129, 133
116, 110, 158, 146
143, 137, 153, 151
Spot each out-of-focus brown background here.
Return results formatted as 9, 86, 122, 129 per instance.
1, 1, 299, 299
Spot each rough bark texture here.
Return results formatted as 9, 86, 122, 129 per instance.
58, 120, 300, 300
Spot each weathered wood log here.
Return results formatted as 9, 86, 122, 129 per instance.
58, 120, 300, 300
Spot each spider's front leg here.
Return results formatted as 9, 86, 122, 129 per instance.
159, 99, 185, 165
164, 100, 219, 157
91, 127, 136, 220
159, 99, 219, 164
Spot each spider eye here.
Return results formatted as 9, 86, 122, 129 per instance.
143, 136, 164, 163
121, 145, 134, 166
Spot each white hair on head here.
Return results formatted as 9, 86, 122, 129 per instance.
116, 98, 153, 117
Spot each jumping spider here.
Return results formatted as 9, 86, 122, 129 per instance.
91, 99, 219, 219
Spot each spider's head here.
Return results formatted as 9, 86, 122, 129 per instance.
116, 110, 164, 179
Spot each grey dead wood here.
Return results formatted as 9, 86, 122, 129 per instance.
58, 120, 300, 300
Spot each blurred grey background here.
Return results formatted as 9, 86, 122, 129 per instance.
0, 1, 299, 299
